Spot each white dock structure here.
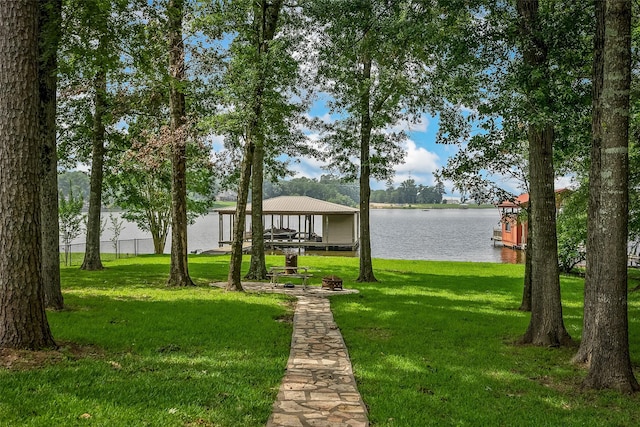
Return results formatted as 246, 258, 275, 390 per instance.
215, 196, 360, 251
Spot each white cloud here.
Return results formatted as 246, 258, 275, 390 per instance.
394, 139, 440, 175
555, 175, 576, 190
289, 157, 326, 179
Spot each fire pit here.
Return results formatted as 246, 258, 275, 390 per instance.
322, 275, 343, 291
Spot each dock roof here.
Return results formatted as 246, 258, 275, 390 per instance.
497, 193, 529, 208
215, 196, 359, 215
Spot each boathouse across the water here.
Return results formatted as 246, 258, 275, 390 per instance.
496, 194, 529, 249
215, 196, 360, 251
494, 189, 569, 250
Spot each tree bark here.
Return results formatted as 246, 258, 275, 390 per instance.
166, 0, 194, 287
39, 0, 64, 309
521, 126, 571, 346
519, 228, 532, 312
582, 0, 638, 393
573, 0, 604, 366
357, 56, 377, 283
517, 0, 570, 346
227, 140, 253, 291
80, 67, 106, 271
0, 0, 56, 349
246, 135, 268, 280
151, 216, 169, 254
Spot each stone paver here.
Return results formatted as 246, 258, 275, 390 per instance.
210, 282, 369, 427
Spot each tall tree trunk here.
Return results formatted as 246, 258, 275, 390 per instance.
583, 0, 638, 393
39, 0, 64, 309
227, 139, 253, 291
81, 68, 106, 271
166, 0, 194, 287
357, 56, 377, 283
521, 126, 571, 346
519, 230, 532, 312
246, 135, 267, 280
517, 0, 570, 346
0, 0, 56, 349
228, 0, 283, 289
573, 0, 604, 366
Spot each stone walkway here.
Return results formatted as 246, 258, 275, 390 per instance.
211, 282, 369, 427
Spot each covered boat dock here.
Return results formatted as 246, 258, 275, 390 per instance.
215, 196, 360, 251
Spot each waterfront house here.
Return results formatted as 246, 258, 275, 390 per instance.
215, 196, 360, 251
495, 194, 529, 249
494, 189, 569, 250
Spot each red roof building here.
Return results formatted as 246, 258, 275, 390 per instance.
496, 194, 529, 249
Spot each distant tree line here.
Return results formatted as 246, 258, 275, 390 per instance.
371, 179, 445, 205
262, 175, 359, 207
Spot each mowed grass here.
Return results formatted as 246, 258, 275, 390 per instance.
2, 255, 640, 426
301, 257, 640, 427
0, 255, 294, 427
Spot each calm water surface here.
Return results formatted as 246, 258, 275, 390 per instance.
79, 208, 524, 263
370, 209, 523, 263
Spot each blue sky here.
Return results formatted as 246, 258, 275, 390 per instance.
291, 111, 450, 190
280, 99, 573, 199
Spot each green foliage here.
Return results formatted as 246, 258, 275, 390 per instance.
58, 170, 90, 200
371, 180, 445, 204
263, 175, 359, 206
437, 1, 592, 202
306, 0, 424, 180
210, 0, 313, 189
556, 188, 587, 273
57, 0, 133, 168
105, 134, 216, 254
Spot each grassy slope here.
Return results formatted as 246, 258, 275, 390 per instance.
1, 255, 639, 426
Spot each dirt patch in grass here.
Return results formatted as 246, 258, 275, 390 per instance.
0, 341, 103, 370
274, 299, 296, 324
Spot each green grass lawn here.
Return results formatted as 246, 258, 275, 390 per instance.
0, 255, 294, 427
313, 257, 640, 426
1, 255, 639, 426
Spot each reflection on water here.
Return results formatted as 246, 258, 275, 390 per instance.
500, 247, 525, 264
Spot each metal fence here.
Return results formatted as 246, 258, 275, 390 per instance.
59, 238, 156, 266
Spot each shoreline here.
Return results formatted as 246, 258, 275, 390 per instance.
369, 203, 495, 209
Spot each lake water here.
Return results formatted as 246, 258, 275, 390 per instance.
76, 208, 524, 264
369, 208, 524, 263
